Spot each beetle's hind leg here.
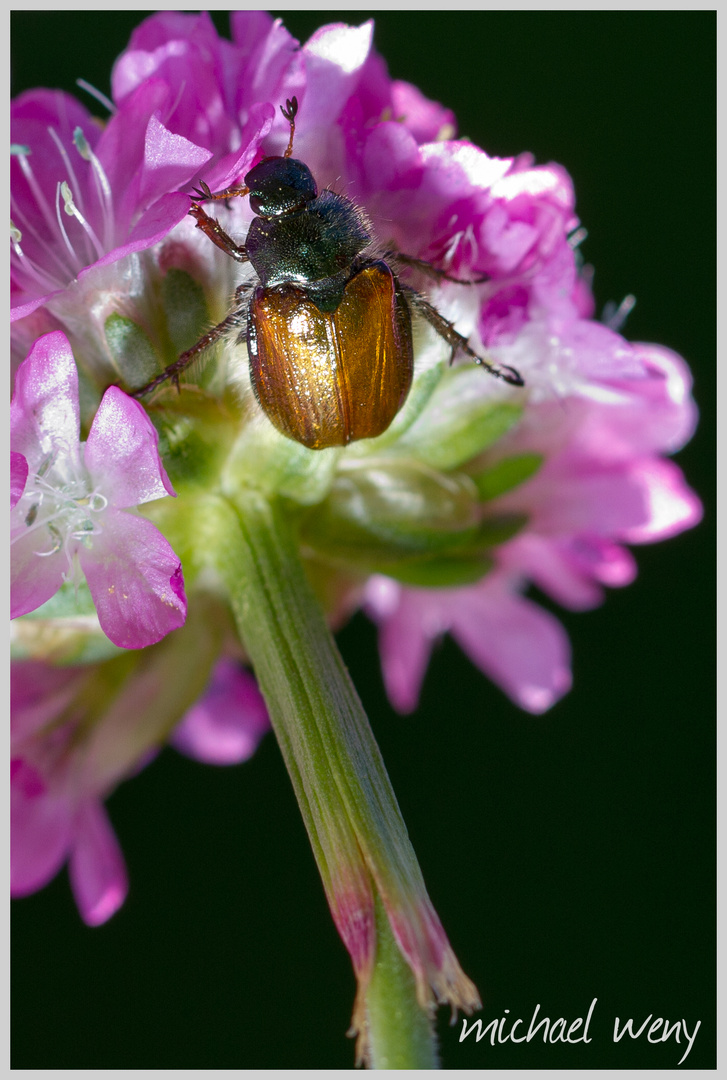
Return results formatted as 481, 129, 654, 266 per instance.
131, 283, 252, 398
402, 286, 524, 387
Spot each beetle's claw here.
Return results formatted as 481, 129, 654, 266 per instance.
280, 96, 299, 123
191, 181, 213, 201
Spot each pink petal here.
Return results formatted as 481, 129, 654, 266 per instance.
11, 661, 86, 743
601, 343, 699, 456
96, 81, 205, 237
138, 114, 212, 207
113, 11, 225, 101
10, 331, 80, 469
229, 10, 275, 50
84, 386, 175, 507
390, 80, 456, 143
11, 452, 28, 509
11, 526, 68, 619
229, 15, 301, 127
126, 9, 221, 54
364, 578, 439, 715
198, 101, 274, 194
302, 22, 374, 128
619, 459, 704, 543
451, 585, 572, 714
498, 534, 603, 611
11, 771, 73, 897
68, 801, 128, 926
80, 192, 192, 275
11, 291, 65, 324
171, 659, 270, 764
79, 509, 186, 649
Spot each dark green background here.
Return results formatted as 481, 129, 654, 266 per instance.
11, 10, 715, 1070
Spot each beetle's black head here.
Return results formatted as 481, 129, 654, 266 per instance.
244, 156, 317, 217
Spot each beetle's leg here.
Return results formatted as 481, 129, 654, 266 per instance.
132, 284, 252, 398
191, 179, 251, 203
188, 203, 249, 263
402, 286, 524, 387
388, 251, 489, 286
281, 96, 299, 158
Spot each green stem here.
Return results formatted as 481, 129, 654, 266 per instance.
367, 897, 439, 1069
205, 487, 441, 1068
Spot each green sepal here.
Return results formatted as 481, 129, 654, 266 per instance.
472, 512, 529, 546
390, 366, 523, 470
20, 580, 97, 619
375, 551, 494, 588
104, 312, 161, 388
472, 453, 543, 500
147, 392, 238, 491
161, 268, 210, 354
300, 461, 481, 562
223, 414, 342, 506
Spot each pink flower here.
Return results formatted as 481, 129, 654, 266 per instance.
11, 661, 128, 925
10, 14, 704, 1059
10, 10, 702, 720
365, 339, 701, 715
11, 90, 200, 323
365, 572, 572, 715
171, 658, 270, 765
11, 655, 270, 923
11, 331, 186, 649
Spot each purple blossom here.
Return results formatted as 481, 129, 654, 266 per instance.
10, 11, 703, 1014
171, 658, 271, 765
11, 661, 129, 924
10, 8, 699, 717
11, 331, 187, 649
11, 655, 270, 923
366, 340, 700, 714
11, 90, 198, 323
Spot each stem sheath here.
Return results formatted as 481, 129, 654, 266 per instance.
207, 487, 451, 1066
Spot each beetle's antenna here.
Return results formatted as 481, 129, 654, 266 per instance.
281, 97, 298, 158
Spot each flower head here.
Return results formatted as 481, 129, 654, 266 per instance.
10, 12, 703, 1062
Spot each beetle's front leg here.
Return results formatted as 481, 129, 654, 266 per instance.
192, 179, 251, 203
188, 203, 249, 264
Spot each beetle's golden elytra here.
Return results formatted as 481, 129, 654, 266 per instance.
134, 98, 524, 450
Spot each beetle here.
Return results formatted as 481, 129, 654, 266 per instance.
134, 98, 523, 450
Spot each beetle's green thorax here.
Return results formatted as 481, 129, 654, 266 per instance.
245, 170, 373, 314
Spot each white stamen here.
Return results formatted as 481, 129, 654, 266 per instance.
54, 181, 82, 268
568, 226, 588, 249
48, 126, 86, 215
59, 181, 105, 261
10, 241, 60, 292
10, 219, 22, 244
13, 457, 108, 575
603, 294, 636, 332
15, 151, 59, 238
10, 190, 79, 283
73, 127, 115, 251
75, 78, 116, 115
